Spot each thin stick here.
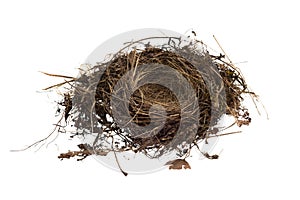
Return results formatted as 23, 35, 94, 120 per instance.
208, 131, 242, 138
43, 79, 75, 90
213, 35, 232, 64
111, 137, 128, 176
112, 150, 128, 176
10, 115, 64, 152
40, 71, 76, 79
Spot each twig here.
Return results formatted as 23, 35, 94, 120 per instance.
11, 115, 64, 152
207, 131, 242, 138
39, 71, 76, 79
193, 142, 219, 159
111, 137, 128, 176
213, 35, 232, 64
43, 79, 75, 90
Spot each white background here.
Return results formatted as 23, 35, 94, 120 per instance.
1, 0, 299, 199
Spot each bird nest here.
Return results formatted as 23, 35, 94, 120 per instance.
59, 36, 252, 168
21, 34, 257, 175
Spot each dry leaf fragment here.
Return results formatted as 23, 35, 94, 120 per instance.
165, 159, 191, 170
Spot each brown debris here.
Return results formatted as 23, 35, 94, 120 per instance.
58, 144, 109, 161
58, 144, 92, 161
165, 159, 191, 170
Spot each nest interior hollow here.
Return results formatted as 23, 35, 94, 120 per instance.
94, 47, 215, 152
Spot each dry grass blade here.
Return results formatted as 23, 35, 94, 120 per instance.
42, 79, 75, 90
39, 71, 76, 79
